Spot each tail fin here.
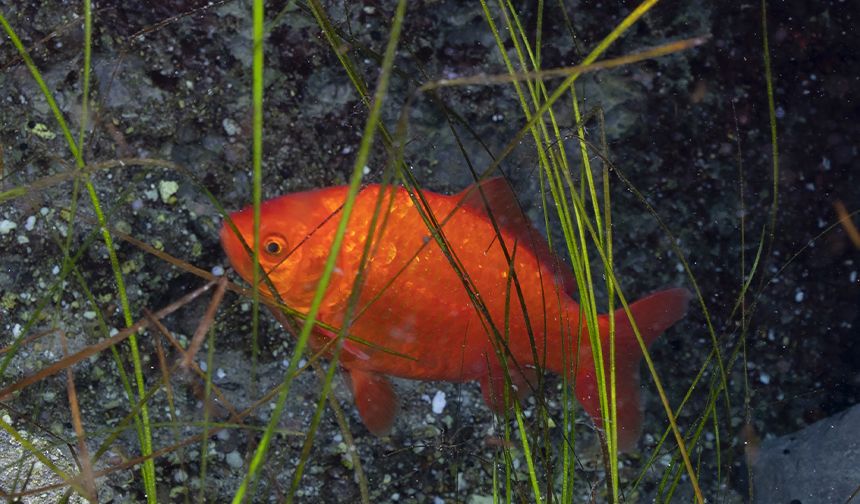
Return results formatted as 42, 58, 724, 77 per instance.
573, 288, 692, 451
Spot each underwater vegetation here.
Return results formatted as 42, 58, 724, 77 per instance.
0, 1, 857, 503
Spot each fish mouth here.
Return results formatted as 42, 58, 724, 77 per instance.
219, 216, 251, 281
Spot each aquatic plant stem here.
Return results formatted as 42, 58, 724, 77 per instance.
232, 0, 408, 500
0, 6, 156, 499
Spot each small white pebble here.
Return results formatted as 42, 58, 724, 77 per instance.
16, 235, 29, 244
12, 324, 22, 338
52, 265, 60, 275
24, 216, 36, 231
216, 368, 226, 379
83, 311, 97, 320
225, 450, 243, 469
794, 290, 805, 302
174, 469, 188, 483
211, 265, 225, 277
850, 271, 857, 283
431, 390, 446, 414
0, 220, 17, 235
222, 117, 240, 136
362, 165, 371, 175
158, 180, 179, 204
759, 372, 771, 385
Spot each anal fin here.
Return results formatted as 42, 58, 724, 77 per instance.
347, 368, 399, 436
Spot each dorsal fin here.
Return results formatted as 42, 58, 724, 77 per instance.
456, 177, 528, 232
455, 177, 577, 297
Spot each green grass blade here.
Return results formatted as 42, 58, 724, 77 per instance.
761, 0, 780, 262
231, 0, 408, 499
0, 12, 80, 163
249, 0, 265, 448
480, 1, 665, 497
0, 6, 157, 498
198, 330, 217, 504
77, 0, 92, 152
513, 402, 541, 503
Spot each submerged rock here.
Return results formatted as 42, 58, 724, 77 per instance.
752, 403, 860, 503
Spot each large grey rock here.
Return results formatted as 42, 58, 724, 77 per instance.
753, 403, 860, 503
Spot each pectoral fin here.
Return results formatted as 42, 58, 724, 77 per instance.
347, 369, 399, 436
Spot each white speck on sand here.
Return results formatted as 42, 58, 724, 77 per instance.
431, 390, 446, 414
222, 117, 240, 136
158, 180, 179, 203
0, 220, 17, 235
225, 450, 243, 469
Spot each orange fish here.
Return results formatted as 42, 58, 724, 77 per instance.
220, 177, 691, 450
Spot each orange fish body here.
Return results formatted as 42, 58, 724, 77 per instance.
221, 178, 691, 450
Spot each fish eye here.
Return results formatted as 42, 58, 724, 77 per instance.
263, 234, 288, 257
